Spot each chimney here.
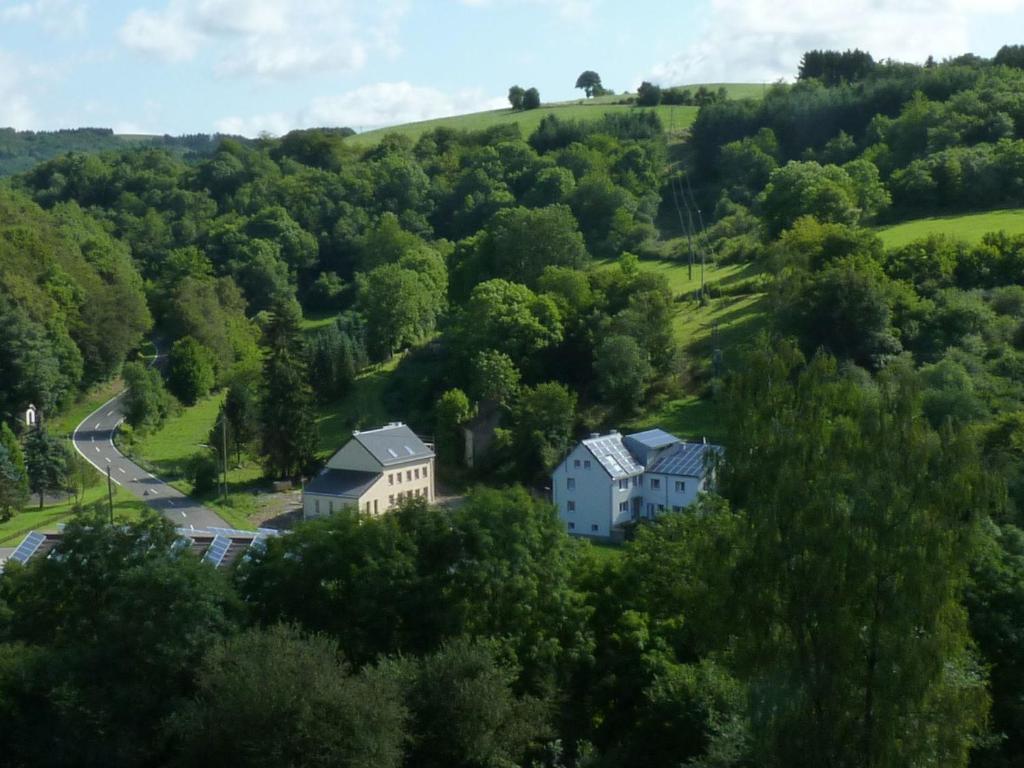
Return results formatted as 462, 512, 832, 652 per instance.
589, 432, 600, 439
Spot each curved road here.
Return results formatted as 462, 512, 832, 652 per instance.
72, 391, 228, 531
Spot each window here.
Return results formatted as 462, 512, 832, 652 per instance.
374, 499, 379, 514
647, 503, 654, 515
619, 501, 628, 512
388, 473, 394, 485
568, 522, 575, 531
591, 524, 599, 532
657, 504, 665, 512
584, 460, 591, 469
633, 476, 642, 487
365, 501, 370, 514
618, 479, 628, 490
389, 494, 395, 506
567, 500, 576, 512
675, 480, 686, 492
423, 465, 428, 477
423, 487, 429, 498
328, 501, 334, 514
650, 478, 661, 490
407, 470, 412, 482
414, 468, 420, 479
672, 505, 682, 513
315, 499, 320, 514
574, 459, 581, 468
567, 478, 576, 490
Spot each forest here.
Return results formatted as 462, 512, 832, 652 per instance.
3, 44, 1024, 767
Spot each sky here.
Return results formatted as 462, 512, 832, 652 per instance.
1, 0, 1024, 137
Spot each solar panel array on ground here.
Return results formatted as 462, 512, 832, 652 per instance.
583, 435, 643, 478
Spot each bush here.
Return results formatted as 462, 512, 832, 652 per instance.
188, 451, 220, 495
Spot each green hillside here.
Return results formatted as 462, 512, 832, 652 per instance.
346, 83, 763, 147
877, 208, 1024, 248
346, 103, 698, 147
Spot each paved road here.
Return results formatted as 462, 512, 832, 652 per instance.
72, 391, 228, 531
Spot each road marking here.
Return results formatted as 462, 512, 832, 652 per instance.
180, 511, 186, 518
94, 446, 100, 453
105, 457, 111, 463
106, 410, 114, 416
117, 467, 126, 474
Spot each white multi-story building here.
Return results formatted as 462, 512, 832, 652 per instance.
551, 428, 720, 538
303, 423, 435, 520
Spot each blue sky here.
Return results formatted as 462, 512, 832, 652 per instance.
2, 0, 1023, 136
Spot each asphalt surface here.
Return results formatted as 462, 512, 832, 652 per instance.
72, 391, 229, 531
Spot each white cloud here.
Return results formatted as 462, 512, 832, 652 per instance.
650, 0, 1024, 86
214, 81, 506, 137
304, 81, 506, 130
457, 0, 596, 21
119, 4, 202, 61
118, 0, 408, 77
0, 51, 36, 129
0, 0, 87, 37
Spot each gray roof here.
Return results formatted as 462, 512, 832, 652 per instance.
304, 468, 380, 498
647, 442, 721, 478
582, 433, 644, 479
624, 428, 680, 449
353, 423, 433, 467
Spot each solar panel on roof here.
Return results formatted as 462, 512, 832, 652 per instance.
649, 443, 720, 477
583, 434, 643, 478
203, 535, 231, 567
10, 531, 47, 564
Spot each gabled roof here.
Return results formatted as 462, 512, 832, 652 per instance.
304, 468, 380, 498
624, 428, 680, 450
582, 433, 644, 479
352, 423, 433, 467
647, 442, 722, 478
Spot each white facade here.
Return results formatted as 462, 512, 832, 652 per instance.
552, 429, 718, 538
552, 443, 644, 537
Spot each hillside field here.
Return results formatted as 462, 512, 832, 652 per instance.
878, 208, 1024, 248
347, 104, 699, 147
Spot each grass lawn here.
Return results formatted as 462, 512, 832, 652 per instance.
584, 539, 626, 564
50, 377, 124, 438
347, 104, 699, 148
300, 310, 339, 334
606, 255, 770, 440
877, 208, 1024, 248
0, 484, 147, 545
316, 357, 402, 458
128, 393, 262, 495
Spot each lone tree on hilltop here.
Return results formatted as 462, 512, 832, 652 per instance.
575, 70, 603, 98
522, 87, 541, 110
508, 85, 525, 110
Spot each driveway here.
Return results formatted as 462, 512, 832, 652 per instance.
72, 391, 229, 531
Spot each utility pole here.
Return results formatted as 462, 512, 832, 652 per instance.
686, 203, 696, 286
106, 464, 114, 525
221, 415, 228, 505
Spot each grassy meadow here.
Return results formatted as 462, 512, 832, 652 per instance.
877, 208, 1024, 248
347, 104, 699, 147
0, 484, 147, 545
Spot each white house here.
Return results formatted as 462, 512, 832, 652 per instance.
552, 428, 720, 538
303, 423, 435, 520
